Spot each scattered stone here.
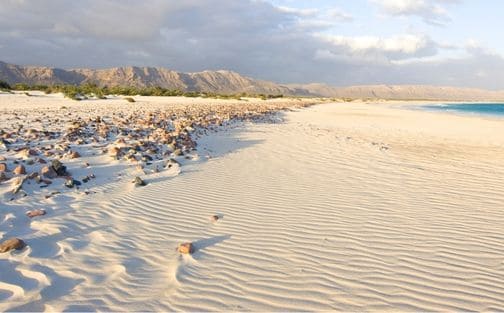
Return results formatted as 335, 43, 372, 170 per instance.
26, 209, 46, 218
44, 191, 60, 199
11, 177, 25, 194
173, 149, 183, 156
64, 178, 81, 188
210, 215, 221, 222
0, 163, 7, 172
0, 238, 26, 253
0, 172, 7, 182
27, 172, 39, 179
13, 165, 26, 175
108, 146, 120, 158
178, 242, 194, 254
41, 165, 57, 179
133, 176, 146, 187
69, 151, 81, 159
51, 160, 68, 176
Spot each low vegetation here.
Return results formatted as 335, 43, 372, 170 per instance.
5, 82, 286, 101
0, 80, 11, 91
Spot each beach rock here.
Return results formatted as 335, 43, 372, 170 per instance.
0, 163, 7, 172
51, 160, 68, 176
0, 238, 26, 253
44, 191, 60, 199
18, 148, 38, 159
41, 165, 57, 179
108, 146, 120, 158
178, 242, 194, 254
26, 209, 46, 218
11, 177, 25, 194
133, 176, 146, 187
65, 178, 81, 188
210, 215, 220, 222
69, 151, 81, 159
0, 172, 7, 182
173, 149, 183, 156
27, 172, 39, 179
13, 165, 26, 175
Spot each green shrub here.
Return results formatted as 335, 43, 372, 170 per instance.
182, 91, 200, 98
13, 83, 30, 90
0, 80, 11, 90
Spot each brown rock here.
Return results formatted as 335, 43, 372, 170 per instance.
210, 215, 220, 222
0, 238, 26, 253
41, 165, 57, 179
0, 156, 6, 161
178, 242, 194, 254
27, 172, 39, 179
108, 146, 120, 157
13, 165, 26, 175
26, 209, 46, 218
0, 163, 7, 172
69, 151, 81, 159
0, 172, 7, 182
11, 177, 25, 194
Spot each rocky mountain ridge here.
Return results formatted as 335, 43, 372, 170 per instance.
2, 61, 504, 100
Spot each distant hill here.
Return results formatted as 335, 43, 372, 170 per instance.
0, 61, 306, 96
295, 83, 504, 101
2, 61, 504, 100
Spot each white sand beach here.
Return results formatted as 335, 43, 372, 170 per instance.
1, 94, 504, 311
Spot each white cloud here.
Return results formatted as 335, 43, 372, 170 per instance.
1, 0, 503, 89
318, 34, 439, 61
371, 0, 460, 25
273, 4, 353, 31
276, 6, 319, 17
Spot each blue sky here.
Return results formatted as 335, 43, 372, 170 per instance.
1, 0, 503, 89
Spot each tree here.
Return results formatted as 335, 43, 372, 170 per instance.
0, 80, 11, 90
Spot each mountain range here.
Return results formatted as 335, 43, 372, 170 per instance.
2, 61, 504, 101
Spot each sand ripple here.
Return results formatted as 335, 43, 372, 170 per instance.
2, 101, 504, 311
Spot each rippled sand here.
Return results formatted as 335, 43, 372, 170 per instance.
1, 95, 504, 311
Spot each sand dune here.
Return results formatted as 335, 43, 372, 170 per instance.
1, 95, 504, 311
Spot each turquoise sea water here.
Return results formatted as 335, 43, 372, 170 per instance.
423, 103, 504, 117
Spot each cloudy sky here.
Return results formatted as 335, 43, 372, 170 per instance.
1, 0, 503, 89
